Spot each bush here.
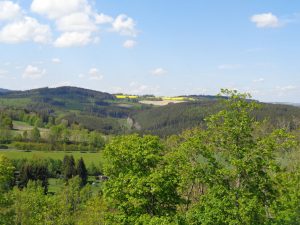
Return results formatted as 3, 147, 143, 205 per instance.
0, 145, 8, 149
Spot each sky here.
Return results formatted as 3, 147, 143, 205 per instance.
0, 0, 300, 102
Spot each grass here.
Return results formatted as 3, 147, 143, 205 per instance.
48, 178, 65, 193
0, 149, 103, 167
12, 121, 49, 138
48, 177, 103, 194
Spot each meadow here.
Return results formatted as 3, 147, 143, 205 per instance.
0, 149, 103, 167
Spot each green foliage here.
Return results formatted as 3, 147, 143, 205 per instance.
103, 134, 181, 224
13, 181, 49, 225
0, 89, 299, 224
0, 156, 16, 224
76, 196, 107, 225
273, 166, 300, 224
0, 155, 15, 192
30, 126, 41, 142
77, 158, 88, 186
0, 129, 12, 144
19, 159, 49, 193
174, 89, 298, 224
63, 155, 76, 180
0, 113, 13, 129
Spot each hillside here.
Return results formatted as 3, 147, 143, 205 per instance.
0, 88, 12, 93
1, 86, 300, 136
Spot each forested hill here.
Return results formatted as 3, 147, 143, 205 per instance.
1, 86, 300, 136
0, 88, 12, 93
0, 86, 114, 101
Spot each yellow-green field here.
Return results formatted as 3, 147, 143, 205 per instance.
0, 150, 103, 166
115, 94, 138, 99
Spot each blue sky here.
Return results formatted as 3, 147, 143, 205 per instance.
0, 0, 300, 102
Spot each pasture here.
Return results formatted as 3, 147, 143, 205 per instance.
0, 149, 103, 167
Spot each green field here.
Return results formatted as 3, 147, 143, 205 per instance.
48, 177, 102, 194
0, 150, 103, 167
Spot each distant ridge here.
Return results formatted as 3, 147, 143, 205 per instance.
1, 86, 300, 136
2, 86, 114, 100
0, 88, 12, 93
269, 102, 300, 107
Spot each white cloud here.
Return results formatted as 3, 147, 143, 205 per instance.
112, 14, 137, 36
123, 39, 137, 48
56, 12, 97, 32
0, 1, 21, 21
218, 64, 242, 70
31, 0, 90, 19
52, 58, 61, 63
151, 68, 167, 76
276, 85, 297, 91
251, 13, 281, 28
129, 81, 160, 94
0, 0, 139, 48
31, 0, 106, 48
253, 78, 265, 83
54, 32, 92, 47
0, 69, 8, 78
95, 13, 113, 24
0, 16, 52, 44
22, 65, 45, 79
88, 68, 103, 80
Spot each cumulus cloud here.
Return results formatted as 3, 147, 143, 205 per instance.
251, 13, 281, 28
56, 12, 97, 32
0, 16, 52, 44
31, 0, 90, 19
22, 65, 46, 79
95, 13, 113, 24
54, 32, 92, 47
0, 0, 139, 48
123, 39, 137, 48
88, 68, 103, 80
52, 58, 61, 63
0, 1, 22, 21
151, 68, 167, 76
112, 14, 137, 36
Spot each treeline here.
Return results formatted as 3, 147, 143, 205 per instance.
0, 113, 106, 151
14, 155, 89, 193
11, 156, 101, 181
0, 90, 299, 224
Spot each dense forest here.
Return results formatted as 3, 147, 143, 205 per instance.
0, 89, 299, 224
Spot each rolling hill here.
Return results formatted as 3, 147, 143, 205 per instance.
1, 86, 300, 136
0, 88, 12, 93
